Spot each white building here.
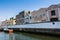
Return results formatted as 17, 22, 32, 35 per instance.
24, 11, 31, 23
47, 4, 60, 21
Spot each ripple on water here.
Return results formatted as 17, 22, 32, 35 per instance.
0, 32, 60, 40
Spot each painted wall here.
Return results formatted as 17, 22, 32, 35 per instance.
58, 8, 60, 20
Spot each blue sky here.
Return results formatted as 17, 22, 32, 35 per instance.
0, 0, 60, 21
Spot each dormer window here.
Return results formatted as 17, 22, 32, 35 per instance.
51, 10, 56, 16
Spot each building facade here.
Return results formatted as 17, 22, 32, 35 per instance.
30, 8, 49, 23
16, 10, 31, 25
10, 17, 16, 25
1, 18, 16, 26
16, 11, 25, 25
24, 11, 31, 23
1, 20, 12, 26
30, 4, 60, 22
1, 21, 7, 26
16, 4, 60, 24
47, 4, 60, 21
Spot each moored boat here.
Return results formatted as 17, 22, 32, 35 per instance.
4, 28, 13, 33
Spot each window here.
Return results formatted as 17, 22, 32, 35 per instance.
42, 20, 46, 21
26, 18, 29, 19
51, 10, 56, 16
32, 16, 34, 18
28, 11, 30, 14
30, 16, 31, 19
43, 14, 45, 16
40, 15, 42, 18
35, 16, 37, 18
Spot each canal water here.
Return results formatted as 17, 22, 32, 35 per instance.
0, 32, 60, 40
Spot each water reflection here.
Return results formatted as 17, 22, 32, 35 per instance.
13, 33, 40, 40
0, 32, 60, 40
8, 32, 60, 40
9, 33, 15, 40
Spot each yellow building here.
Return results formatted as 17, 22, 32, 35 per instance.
10, 18, 16, 25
